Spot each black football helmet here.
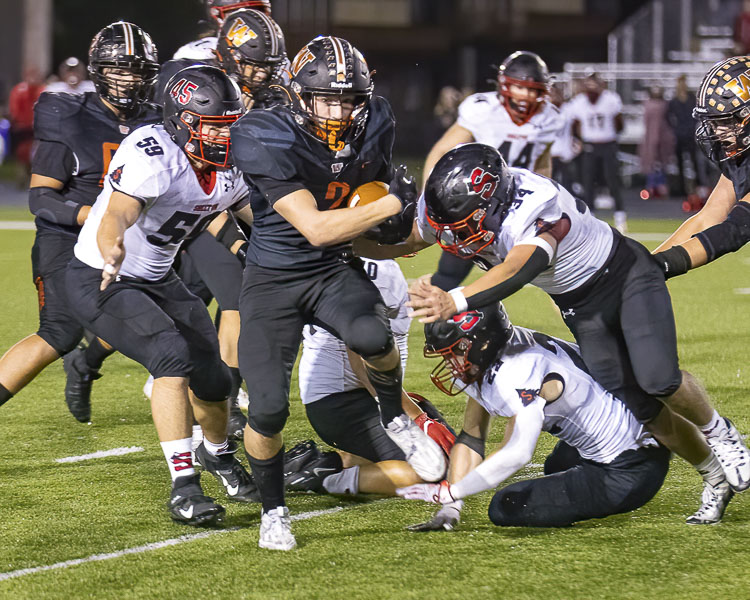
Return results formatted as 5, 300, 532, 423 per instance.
206, 0, 272, 28
424, 143, 515, 259
289, 36, 373, 152
694, 56, 750, 163
163, 65, 245, 168
497, 51, 550, 125
88, 21, 159, 117
424, 303, 513, 396
216, 9, 286, 103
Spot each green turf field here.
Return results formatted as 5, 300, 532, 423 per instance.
1, 210, 749, 599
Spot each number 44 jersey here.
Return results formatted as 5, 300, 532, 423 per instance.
74, 123, 249, 280
457, 91, 563, 171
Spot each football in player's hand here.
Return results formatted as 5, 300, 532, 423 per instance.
348, 181, 390, 207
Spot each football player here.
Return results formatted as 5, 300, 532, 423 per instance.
64, 65, 258, 525
653, 56, 750, 277
359, 142, 748, 522
423, 51, 564, 291
230, 35, 446, 550
0, 22, 161, 421
286, 258, 455, 496
398, 304, 677, 529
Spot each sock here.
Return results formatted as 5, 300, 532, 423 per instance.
365, 363, 403, 426
191, 424, 204, 453
0, 383, 13, 408
161, 438, 195, 482
246, 446, 285, 513
84, 338, 115, 371
699, 410, 728, 439
695, 452, 725, 487
228, 367, 242, 399
323, 466, 360, 495
203, 436, 230, 456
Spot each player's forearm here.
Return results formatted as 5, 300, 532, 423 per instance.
654, 213, 710, 252
305, 195, 402, 246
28, 186, 83, 226
352, 231, 430, 259
96, 212, 130, 258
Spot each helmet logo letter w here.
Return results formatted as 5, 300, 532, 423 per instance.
470, 168, 499, 200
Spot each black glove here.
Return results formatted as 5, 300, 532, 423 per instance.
364, 165, 417, 244
652, 245, 691, 280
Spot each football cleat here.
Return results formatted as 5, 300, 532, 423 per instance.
195, 441, 260, 502
686, 480, 734, 525
704, 418, 750, 492
168, 473, 225, 526
283, 440, 320, 474
384, 414, 447, 482
259, 506, 296, 551
285, 450, 343, 493
62, 345, 102, 423
227, 396, 247, 440
236, 387, 249, 410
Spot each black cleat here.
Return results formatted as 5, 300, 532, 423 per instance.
168, 473, 225, 526
195, 441, 260, 502
283, 441, 343, 492
62, 345, 102, 423
227, 396, 247, 440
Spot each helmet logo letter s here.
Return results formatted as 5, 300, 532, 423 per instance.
225, 18, 257, 47
470, 167, 499, 200
451, 311, 484, 332
170, 78, 200, 105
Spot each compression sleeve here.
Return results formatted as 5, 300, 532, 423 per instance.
29, 186, 84, 226
465, 246, 550, 310
694, 201, 750, 262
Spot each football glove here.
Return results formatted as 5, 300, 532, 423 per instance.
397, 480, 455, 504
364, 165, 417, 244
414, 412, 456, 457
406, 500, 463, 532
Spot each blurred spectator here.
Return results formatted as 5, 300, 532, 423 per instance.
549, 84, 583, 197
44, 57, 95, 94
639, 86, 674, 199
568, 73, 627, 232
433, 86, 463, 130
734, 0, 750, 55
0, 112, 10, 164
667, 74, 707, 209
8, 67, 45, 182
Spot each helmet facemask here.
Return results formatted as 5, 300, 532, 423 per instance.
424, 337, 481, 396
695, 107, 750, 162
208, 0, 272, 26
295, 89, 370, 152
498, 76, 547, 125
426, 207, 495, 258
177, 111, 241, 168
90, 61, 158, 117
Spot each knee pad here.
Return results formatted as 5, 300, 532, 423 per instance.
147, 331, 192, 378
189, 360, 232, 403
247, 403, 290, 437
37, 321, 83, 356
488, 488, 531, 526
346, 314, 393, 360
641, 370, 683, 399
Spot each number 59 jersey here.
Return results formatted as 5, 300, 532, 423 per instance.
74, 123, 250, 280
457, 91, 563, 171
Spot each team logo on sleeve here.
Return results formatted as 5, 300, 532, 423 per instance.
516, 388, 540, 406
110, 165, 124, 185
451, 310, 484, 332
470, 167, 499, 200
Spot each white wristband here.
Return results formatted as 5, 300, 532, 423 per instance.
449, 287, 468, 313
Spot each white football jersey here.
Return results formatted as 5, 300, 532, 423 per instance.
464, 327, 656, 464
550, 101, 579, 163
417, 168, 613, 294
457, 91, 563, 171
566, 90, 623, 143
299, 259, 411, 405
173, 37, 218, 61
75, 124, 249, 280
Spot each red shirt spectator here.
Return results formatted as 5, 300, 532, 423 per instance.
8, 67, 45, 166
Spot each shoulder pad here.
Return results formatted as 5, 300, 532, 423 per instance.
33, 92, 88, 142
230, 108, 299, 180
364, 96, 396, 142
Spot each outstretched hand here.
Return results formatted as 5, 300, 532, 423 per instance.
407, 275, 458, 323
406, 501, 463, 532
396, 480, 455, 504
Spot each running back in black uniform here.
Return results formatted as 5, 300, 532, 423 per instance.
0, 22, 161, 415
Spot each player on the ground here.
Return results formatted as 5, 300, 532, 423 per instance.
230, 35, 446, 550
0, 22, 161, 420
64, 65, 258, 525
423, 51, 564, 291
361, 142, 748, 521
653, 56, 750, 277
398, 304, 679, 528
285, 258, 455, 496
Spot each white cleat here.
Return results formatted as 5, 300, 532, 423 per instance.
259, 506, 296, 551
237, 387, 249, 410
385, 414, 447, 482
143, 375, 154, 400
705, 418, 750, 492
686, 480, 734, 525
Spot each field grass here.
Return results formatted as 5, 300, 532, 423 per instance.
0, 209, 749, 599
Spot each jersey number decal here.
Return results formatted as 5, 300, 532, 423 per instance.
498, 141, 535, 170
98, 142, 120, 187
170, 79, 199, 105
136, 136, 165, 157
325, 181, 351, 209
146, 211, 214, 246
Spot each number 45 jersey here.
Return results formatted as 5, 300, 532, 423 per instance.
74, 123, 249, 280
457, 91, 563, 171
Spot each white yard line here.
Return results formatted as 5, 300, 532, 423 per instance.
55, 446, 145, 463
0, 221, 34, 230
734, 288, 750, 295
0, 506, 350, 582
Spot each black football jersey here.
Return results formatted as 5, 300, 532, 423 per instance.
32, 92, 161, 235
230, 95, 396, 270
720, 152, 750, 201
